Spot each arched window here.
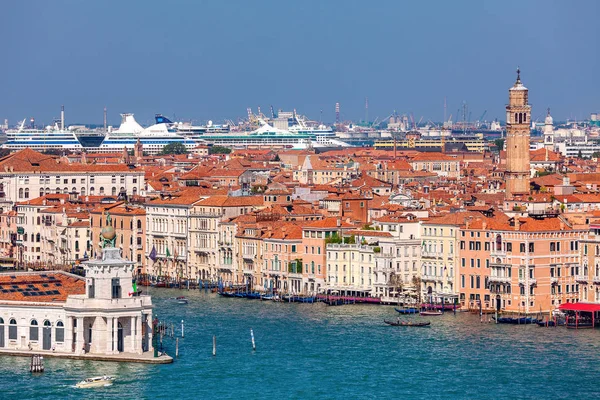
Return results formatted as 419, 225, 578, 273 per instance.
30, 319, 39, 341
55, 188, 60, 194
120, 187, 125, 194
496, 235, 502, 251
99, 187, 104, 195
120, 220, 123, 230
137, 220, 142, 230
89, 187, 95, 195
36, 233, 40, 242
63, 187, 69, 194
523, 113, 526, 123
55, 321, 64, 342
514, 113, 518, 123
111, 187, 117, 196
132, 187, 137, 196
137, 237, 142, 246
81, 187, 86, 196
88, 324, 93, 344
18, 188, 23, 198
72, 187, 76, 193
39, 189, 44, 197
9, 319, 17, 340
46, 187, 51, 194
518, 113, 523, 124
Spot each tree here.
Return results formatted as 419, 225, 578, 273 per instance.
209, 146, 232, 155
494, 139, 505, 152
160, 142, 188, 155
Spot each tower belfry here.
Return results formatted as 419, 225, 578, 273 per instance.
505, 68, 531, 198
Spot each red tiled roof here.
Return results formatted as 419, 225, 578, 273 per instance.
0, 272, 85, 303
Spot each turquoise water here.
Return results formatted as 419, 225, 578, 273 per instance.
2, 289, 600, 399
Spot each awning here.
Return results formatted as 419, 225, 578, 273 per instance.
559, 302, 600, 312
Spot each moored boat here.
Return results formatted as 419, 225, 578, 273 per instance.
395, 307, 419, 314
75, 376, 114, 388
384, 320, 431, 327
420, 310, 443, 316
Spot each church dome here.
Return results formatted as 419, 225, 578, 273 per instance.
545, 111, 553, 125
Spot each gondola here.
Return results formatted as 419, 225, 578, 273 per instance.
384, 320, 431, 327
395, 307, 419, 314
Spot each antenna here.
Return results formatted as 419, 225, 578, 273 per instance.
444, 97, 447, 125
335, 102, 340, 124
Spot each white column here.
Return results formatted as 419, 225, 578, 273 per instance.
106, 317, 113, 354
112, 317, 118, 353
64, 317, 73, 353
130, 316, 136, 353
136, 315, 143, 354
76, 317, 84, 355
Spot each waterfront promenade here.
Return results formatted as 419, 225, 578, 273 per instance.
2, 288, 600, 399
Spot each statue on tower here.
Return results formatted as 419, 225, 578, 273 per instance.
100, 212, 117, 248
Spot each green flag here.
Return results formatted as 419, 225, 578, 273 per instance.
166, 246, 171, 258
132, 281, 138, 293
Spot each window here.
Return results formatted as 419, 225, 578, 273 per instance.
88, 278, 95, 298
9, 319, 17, 340
529, 243, 534, 253
99, 187, 105, 195
30, 319, 39, 341
506, 243, 512, 252
111, 278, 121, 299
520, 243, 526, 253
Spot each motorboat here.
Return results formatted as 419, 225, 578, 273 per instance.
75, 376, 114, 388
169, 296, 188, 304
420, 310, 443, 316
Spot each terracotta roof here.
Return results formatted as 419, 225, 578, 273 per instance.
0, 148, 139, 173
304, 217, 355, 229
0, 272, 84, 303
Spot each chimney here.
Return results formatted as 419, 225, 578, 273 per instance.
482, 221, 487, 230
336, 219, 341, 227
514, 217, 520, 231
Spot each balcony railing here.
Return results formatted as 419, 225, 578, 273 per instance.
550, 277, 559, 284
593, 277, 600, 285
575, 275, 588, 283
518, 278, 537, 286
489, 276, 511, 284
421, 274, 443, 282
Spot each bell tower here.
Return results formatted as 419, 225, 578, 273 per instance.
505, 68, 531, 198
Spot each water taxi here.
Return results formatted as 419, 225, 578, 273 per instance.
75, 376, 114, 388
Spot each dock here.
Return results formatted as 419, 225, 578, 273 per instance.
0, 348, 173, 364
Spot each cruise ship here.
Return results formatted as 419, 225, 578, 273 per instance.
97, 114, 197, 155
3, 118, 85, 152
195, 120, 351, 150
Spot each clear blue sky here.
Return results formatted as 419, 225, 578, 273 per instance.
1, 0, 598, 126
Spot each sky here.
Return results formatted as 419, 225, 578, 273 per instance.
1, 0, 598, 126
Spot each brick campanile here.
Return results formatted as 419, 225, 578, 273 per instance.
505, 68, 531, 198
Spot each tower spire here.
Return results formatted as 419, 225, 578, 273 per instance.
516, 66, 521, 84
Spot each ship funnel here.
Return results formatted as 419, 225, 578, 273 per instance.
61, 105, 65, 130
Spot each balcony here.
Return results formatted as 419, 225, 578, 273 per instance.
136, 244, 143, 250
190, 211, 223, 218
518, 278, 537, 286
421, 251, 441, 259
593, 277, 600, 285
422, 274, 443, 282
489, 276, 511, 284
490, 248, 506, 257
550, 277, 559, 284
575, 275, 589, 283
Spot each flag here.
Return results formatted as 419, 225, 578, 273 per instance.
129, 280, 138, 297
166, 246, 171, 258
422, 240, 425, 246
149, 245, 157, 262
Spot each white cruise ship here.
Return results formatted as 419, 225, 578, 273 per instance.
97, 114, 197, 155
3, 118, 85, 152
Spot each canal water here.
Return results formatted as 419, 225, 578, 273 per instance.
2, 288, 599, 399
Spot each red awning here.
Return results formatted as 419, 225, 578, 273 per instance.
559, 302, 600, 312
